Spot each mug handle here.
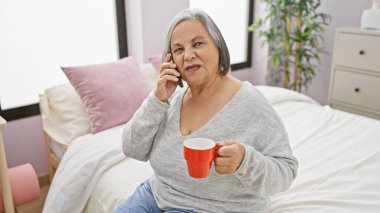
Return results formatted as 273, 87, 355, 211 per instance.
214, 144, 222, 158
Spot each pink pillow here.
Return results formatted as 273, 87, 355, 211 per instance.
62, 57, 151, 134
148, 55, 162, 72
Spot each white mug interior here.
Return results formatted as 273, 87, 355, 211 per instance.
183, 138, 215, 150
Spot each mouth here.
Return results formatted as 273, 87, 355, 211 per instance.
185, 64, 201, 72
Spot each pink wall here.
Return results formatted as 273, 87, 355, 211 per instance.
3, 0, 373, 176
125, 0, 190, 64
141, 0, 190, 62
2, 115, 47, 176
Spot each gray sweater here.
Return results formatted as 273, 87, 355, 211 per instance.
122, 81, 298, 213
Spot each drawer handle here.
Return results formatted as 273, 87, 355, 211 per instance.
359, 50, 365, 55
354, 88, 360, 93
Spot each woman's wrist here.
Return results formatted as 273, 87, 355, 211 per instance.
153, 90, 169, 105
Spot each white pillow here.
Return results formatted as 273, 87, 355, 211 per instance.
139, 63, 158, 90
39, 84, 91, 146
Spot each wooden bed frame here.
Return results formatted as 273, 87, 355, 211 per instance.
0, 116, 15, 213
42, 131, 60, 182
38, 92, 60, 183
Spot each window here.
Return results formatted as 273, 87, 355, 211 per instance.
0, 0, 127, 121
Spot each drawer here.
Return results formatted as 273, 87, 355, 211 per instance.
331, 103, 380, 120
331, 69, 380, 111
335, 33, 380, 72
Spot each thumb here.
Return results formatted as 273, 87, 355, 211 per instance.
216, 140, 236, 147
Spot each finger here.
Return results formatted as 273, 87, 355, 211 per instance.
164, 54, 171, 62
158, 55, 171, 74
158, 74, 179, 84
217, 144, 239, 157
218, 147, 232, 157
214, 156, 233, 166
215, 165, 233, 174
159, 68, 180, 78
160, 62, 177, 74
216, 140, 236, 147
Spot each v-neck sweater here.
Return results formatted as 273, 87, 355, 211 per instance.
122, 81, 298, 213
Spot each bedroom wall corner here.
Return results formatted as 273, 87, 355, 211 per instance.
248, 0, 268, 86
125, 0, 144, 64
227, 0, 268, 84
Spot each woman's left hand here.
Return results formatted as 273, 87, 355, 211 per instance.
214, 140, 245, 174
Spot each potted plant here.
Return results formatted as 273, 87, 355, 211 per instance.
250, 0, 330, 92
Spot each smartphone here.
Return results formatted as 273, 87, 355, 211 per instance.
177, 70, 184, 88
168, 51, 183, 88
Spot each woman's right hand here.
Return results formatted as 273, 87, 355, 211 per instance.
155, 54, 181, 103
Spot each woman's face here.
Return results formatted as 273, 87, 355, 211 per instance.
170, 19, 220, 86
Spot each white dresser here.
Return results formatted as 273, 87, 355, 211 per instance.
328, 28, 380, 120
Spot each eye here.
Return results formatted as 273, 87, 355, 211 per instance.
173, 47, 183, 54
194, 42, 203, 47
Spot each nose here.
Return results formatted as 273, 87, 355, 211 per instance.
184, 48, 196, 61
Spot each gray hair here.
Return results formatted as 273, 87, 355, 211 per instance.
162, 9, 230, 76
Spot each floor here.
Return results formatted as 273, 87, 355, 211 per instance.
16, 185, 49, 213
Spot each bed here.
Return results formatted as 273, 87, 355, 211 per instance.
40, 64, 380, 212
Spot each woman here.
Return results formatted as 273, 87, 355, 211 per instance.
114, 9, 298, 213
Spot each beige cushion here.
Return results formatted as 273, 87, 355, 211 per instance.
139, 63, 158, 89
39, 84, 91, 146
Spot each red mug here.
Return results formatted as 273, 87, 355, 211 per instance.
183, 138, 221, 178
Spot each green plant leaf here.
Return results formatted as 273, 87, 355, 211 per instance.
254, 0, 329, 91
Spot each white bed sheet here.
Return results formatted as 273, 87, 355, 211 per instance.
43, 86, 380, 213
271, 101, 380, 212
43, 125, 126, 213
84, 156, 153, 212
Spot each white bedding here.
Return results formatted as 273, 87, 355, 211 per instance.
43, 126, 126, 212
43, 86, 380, 213
271, 100, 380, 212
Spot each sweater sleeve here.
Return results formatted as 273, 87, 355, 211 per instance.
234, 145, 298, 197
122, 91, 169, 161
233, 100, 298, 197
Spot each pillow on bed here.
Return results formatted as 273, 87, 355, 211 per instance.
139, 63, 158, 89
39, 84, 91, 146
62, 57, 151, 134
148, 55, 162, 72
